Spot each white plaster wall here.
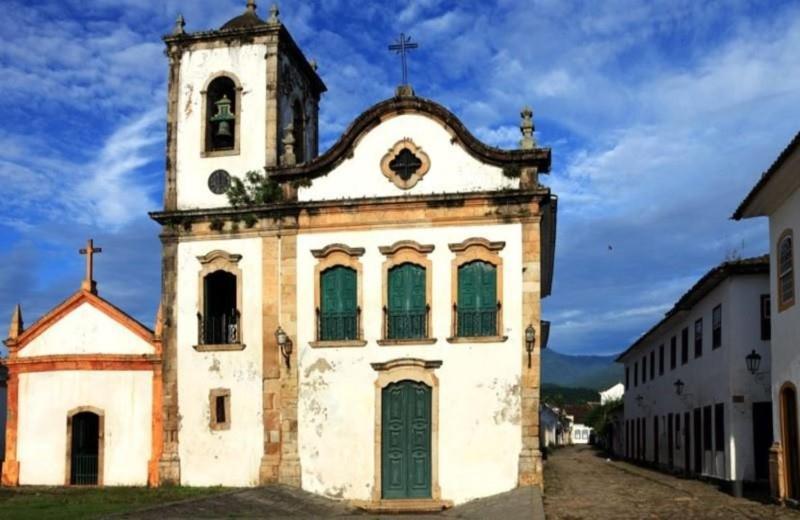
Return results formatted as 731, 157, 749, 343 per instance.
176, 237, 264, 486
16, 371, 152, 485
770, 186, 800, 441
571, 424, 592, 444
298, 114, 517, 202
297, 223, 524, 505
600, 383, 624, 404
622, 274, 771, 482
176, 44, 268, 210
19, 302, 154, 358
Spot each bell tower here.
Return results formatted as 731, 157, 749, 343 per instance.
162, 1, 326, 212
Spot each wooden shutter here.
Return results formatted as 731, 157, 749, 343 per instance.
320, 266, 357, 340
388, 263, 426, 339
458, 261, 497, 337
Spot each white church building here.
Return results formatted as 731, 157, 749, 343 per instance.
2, 2, 557, 511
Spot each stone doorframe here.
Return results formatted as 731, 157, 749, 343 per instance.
370, 358, 443, 505
780, 381, 800, 500
65, 406, 105, 486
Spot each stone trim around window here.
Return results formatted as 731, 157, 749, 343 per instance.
447, 238, 505, 342
365, 358, 451, 511
311, 243, 365, 346
65, 406, 105, 486
380, 138, 431, 190
209, 388, 231, 431
379, 241, 435, 344
195, 250, 244, 350
778, 229, 795, 313
200, 71, 243, 158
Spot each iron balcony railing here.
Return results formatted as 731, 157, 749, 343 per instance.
197, 310, 240, 345
453, 302, 501, 337
383, 305, 430, 340
71, 454, 98, 485
316, 307, 361, 341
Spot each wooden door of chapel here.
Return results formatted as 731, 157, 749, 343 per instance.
381, 380, 432, 499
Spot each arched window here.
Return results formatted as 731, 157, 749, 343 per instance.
457, 260, 498, 337
779, 230, 795, 311
206, 76, 237, 152
320, 266, 358, 341
202, 270, 238, 344
387, 263, 427, 339
292, 99, 305, 163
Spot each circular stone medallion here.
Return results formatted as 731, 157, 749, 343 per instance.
208, 169, 231, 195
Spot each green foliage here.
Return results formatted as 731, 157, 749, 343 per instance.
227, 170, 284, 207
541, 383, 599, 406
585, 398, 623, 439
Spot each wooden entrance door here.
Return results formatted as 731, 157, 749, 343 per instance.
752, 401, 773, 481
683, 412, 690, 472
693, 408, 702, 474
382, 380, 432, 499
668, 414, 674, 469
70, 412, 100, 485
782, 386, 800, 499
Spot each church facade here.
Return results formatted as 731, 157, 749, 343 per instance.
3, 2, 556, 509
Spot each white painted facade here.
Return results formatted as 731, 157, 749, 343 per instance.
540, 405, 560, 449
297, 223, 524, 504
298, 114, 517, 202
618, 266, 771, 484
600, 382, 624, 405
570, 423, 593, 445
175, 237, 264, 486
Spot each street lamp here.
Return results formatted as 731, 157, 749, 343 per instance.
525, 324, 536, 368
746, 349, 762, 375
276, 326, 292, 369
674, 379, 685, 396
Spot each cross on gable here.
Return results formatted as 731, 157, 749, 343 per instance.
388, 33, 419, 86
79, 239, 103, 294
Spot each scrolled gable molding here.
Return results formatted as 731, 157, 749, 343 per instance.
448, 237, 506, 253
310, 243, 365, 259
196, 249, 243, 266
370, 358, 443, 372
378, 240, 435, 256
380, 138, 432, 190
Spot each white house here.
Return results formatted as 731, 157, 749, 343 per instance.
540, 404, 564, 449
2, 2, 558, 511
600, 382, 624, 405
616, 256, 772, 494
734, 131, 800, 501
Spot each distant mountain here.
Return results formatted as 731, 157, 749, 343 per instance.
541, 349, 623, 391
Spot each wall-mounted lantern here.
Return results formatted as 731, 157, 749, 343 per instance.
525, 324, 536, 368
276, 326, 292, 369
746, 349, 762, 375
674, 379, 685, 396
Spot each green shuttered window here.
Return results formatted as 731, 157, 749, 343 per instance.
457, 260, 498, 337
387, 263, 427, 339
320, 266, 358, 341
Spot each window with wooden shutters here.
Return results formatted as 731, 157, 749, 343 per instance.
457, 260, 498, 337
681, 327, 689, 364
779, 230, 795, 311
387, 263, 428, 339
694, 318, 703, 358
712, 305, 722, 349
320, 266, 358, 341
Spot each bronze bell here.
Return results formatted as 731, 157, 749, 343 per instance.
211, 94, 235, 140
216, 120, 232, 138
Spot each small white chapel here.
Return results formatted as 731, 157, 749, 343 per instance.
2, 2, 557, 511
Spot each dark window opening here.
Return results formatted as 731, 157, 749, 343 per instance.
681, 327, 689, 364
634, 362, 638, 387
703, 405, 712, 453
659, 345, 664, 376
650, 350, 655, 380
70, 412, 100, 485
389, 148, 423, 181
670, 337, 677, 370
215, 395, 227, 424
712, 305, 722, 349
761, 295, 771, 340
206, 77, 237, 152
642, 356, 647, 383
714, 403, 724, 453
200, 270, 238, 344
694, 318, 703, 358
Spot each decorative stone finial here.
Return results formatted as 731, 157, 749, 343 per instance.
519, 105, 536, 150
268, 3, 280, 23
8, 304, 23, 340
246, 0, 257, 13
309, 59, 318, 71
395, 84, 415, 98
173, 14, 186, 35
281, 124, 296, 166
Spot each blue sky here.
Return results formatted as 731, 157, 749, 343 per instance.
2, 0, 799, 356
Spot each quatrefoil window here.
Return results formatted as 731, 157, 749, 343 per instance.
380, 139, 431, 189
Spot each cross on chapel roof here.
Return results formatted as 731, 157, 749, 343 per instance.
79, 239, 103, 294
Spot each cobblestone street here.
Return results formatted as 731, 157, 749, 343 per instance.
544, 445, 800, 519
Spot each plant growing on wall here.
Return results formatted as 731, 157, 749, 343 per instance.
227, 170, 284, 207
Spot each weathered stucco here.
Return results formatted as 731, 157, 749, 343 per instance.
175, 237, 264, 486
297, 223, 525, 505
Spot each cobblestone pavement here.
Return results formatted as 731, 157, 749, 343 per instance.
544, 445, 800, 519
113, 484, 542, 519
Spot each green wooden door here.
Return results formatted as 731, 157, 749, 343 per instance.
320, 266, 357, 340
388, 263, 426, 339
381, 380, 432, 499
457, 261, 497, 336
